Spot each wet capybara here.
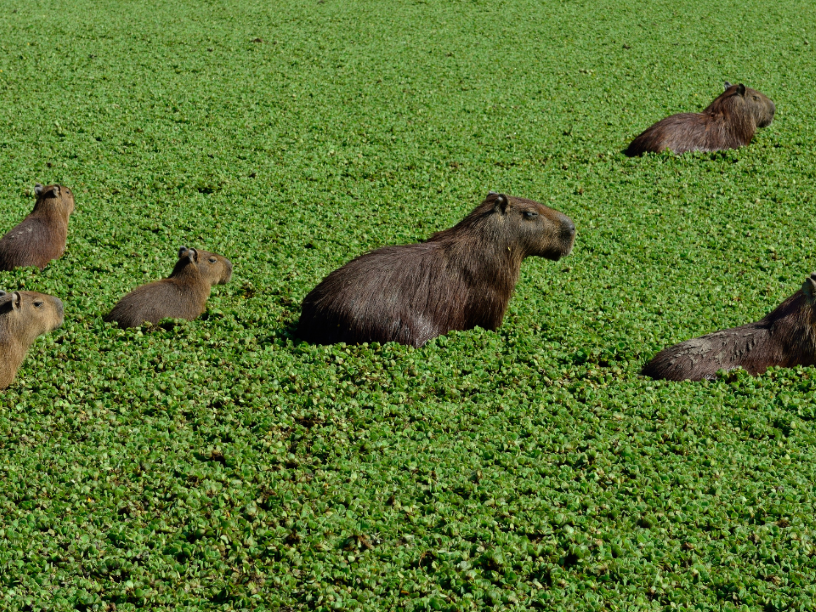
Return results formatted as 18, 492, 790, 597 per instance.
104, 247, 233, 328
0, 184, 76, 271
0, 290, 64, 390
298, 192, 576, 348
643, 272, 816, 381
625, 82, 775, 156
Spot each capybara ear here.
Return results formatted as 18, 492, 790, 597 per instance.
724, 81, 732, 90
803, 272, 816, 303
736, 84, 746, 97
36, 185, 58, 198
492, 193, 509, 214
179, 246, 197, 262
10, 292, 21, 311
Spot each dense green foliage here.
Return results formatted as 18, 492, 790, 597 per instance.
1, 0, 816, 609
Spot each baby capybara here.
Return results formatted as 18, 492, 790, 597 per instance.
298, 192, 576, 347
643, 272, 816, 381
0, 290, 64, 390
625, 82, 775, 156
104, 247, 233, 328
0, 184, 75, 270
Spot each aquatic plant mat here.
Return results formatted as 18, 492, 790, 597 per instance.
1, 0, 816, 609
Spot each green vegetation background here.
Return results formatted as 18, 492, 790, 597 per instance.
1, 0, 815, 609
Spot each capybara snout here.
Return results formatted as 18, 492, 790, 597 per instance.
558, 215, 577, 258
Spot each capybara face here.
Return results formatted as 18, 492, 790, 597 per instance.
0, 290, 64, 337
178, 247, 233, 286
489, 193, 575, 260
34, 184, 75, 216
724, 82, 775, 128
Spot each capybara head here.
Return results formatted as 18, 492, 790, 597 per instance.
721, 82, 775, 128
0, 290, 64, 340
175, 246, 233, 286
459, 192, 576, 261
33, 183, 75, 217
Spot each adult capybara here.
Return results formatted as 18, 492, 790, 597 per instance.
104, 247, 233, 328
625, 82, 775, 156
0, 184, 76, 270
298, 192, 576, 348
0, 290, 64, 390
643, 272, 816, 381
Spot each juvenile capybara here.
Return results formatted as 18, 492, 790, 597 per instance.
643, 272, 816, 381
0, 184, 76, 271
625, 82, 775, 156
0, 290, 64, 390
104, 247, 233, 328
297, 192, 576, 347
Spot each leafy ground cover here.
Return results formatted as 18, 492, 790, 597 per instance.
1, 0, 816, 609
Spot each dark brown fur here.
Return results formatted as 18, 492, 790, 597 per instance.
0, 184, 75, 270
104, 247, 233, 328
643, 272, 816, 381
625, 83, 775, 156
298, 192, 576, 347
0, 290, 64, 390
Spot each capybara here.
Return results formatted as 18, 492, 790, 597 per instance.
297, 192, 576, 347
104, 247, 233, 328
643, 272, 816, 381
0, 290, 64, 390
625, 82, 775, 156
0, 184, 76, 270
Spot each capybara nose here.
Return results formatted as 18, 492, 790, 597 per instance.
561, 217, 576, 237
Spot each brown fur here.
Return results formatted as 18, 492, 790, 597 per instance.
298, 192, 576, 347
104, 247, 233, 328
643, 272, 816, 381
0, 184, 75, 270
625, 83, 775, 156
0, 290, 64, 390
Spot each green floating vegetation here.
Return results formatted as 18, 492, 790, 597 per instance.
1, 0, 816, 609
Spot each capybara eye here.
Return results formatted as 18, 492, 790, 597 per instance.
208, 257, 217, 263
33, 301, 43, 308
753, 96, 758, 101
523, 211, 539, 219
